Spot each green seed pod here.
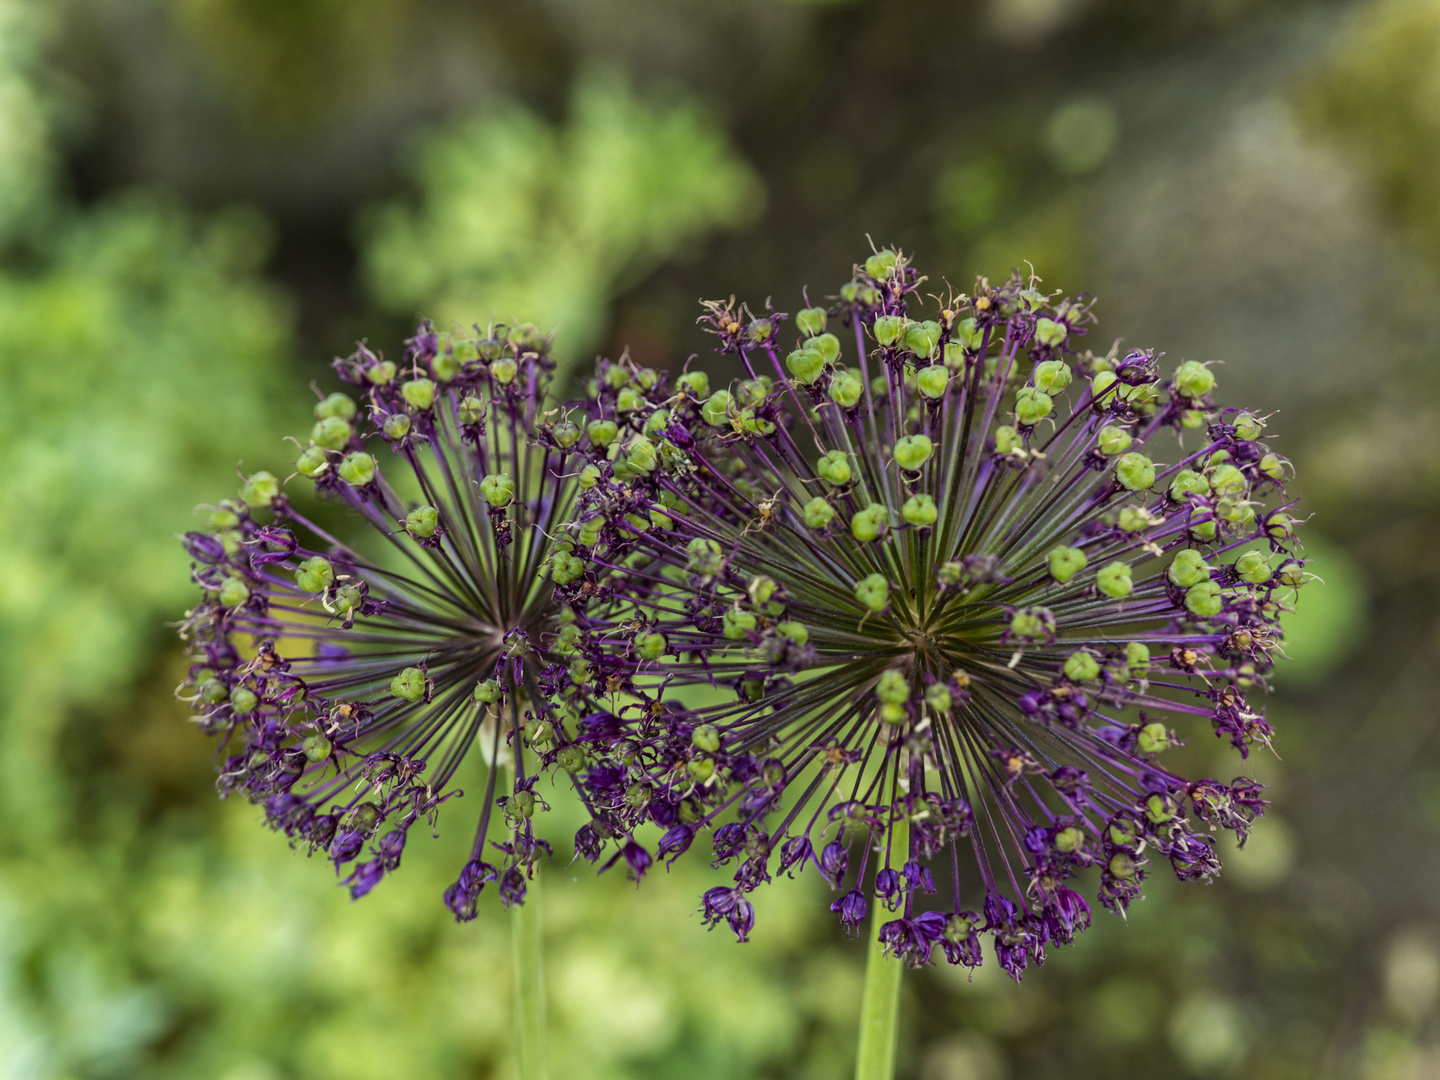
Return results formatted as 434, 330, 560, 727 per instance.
218, 576, 250, 607
490, 357, 518, 385
294, 556, 334, 593
391, 666, 426, 702
1259, 453, 1287, 481
554, 624, 582, 655
916, 366, 949, 399
636, 631, 668, 660
366, 360, 397, 385
952, 317, 983, 353
723, 608, 758, 640
1234, 549, 1272, 585
1189, 517, 1218, 543
330, 582, 364, 616
778, 621, 809, 645
1033, 359, 1073, 394
1181, 409, 1207, 429
872, 315, 905, 347
1064, 650, 1100, 681
687, 537, 725, 575
1014, 386, 1054, 426
994, 426, 1022, 455
1234, 412, 1264, 440
1265, 512, 1293, 541
635, 368, 659, 390
405, 505, 439, 539
453, 395, 483, 426
1009, 609, 1048, 640
1168, 468, 1210, 501
626, 437, 658, 473
1109, 852, 1140, 880
381, 413, 411, 441
576, 517, 602, 546
1277, 560, 1306, 588
864, 250, 899, 278
1208, 463, 1246, 497
925, 683, 952, 714
199, 677, 228, 705
876, 669, 909, 704
677, 371, 710, 399
1047, 545, 1088, 583
642, 409, 671, 438
796, 307, 828, 337
747, 319, 774, 345
1096, 560, 1134, 599
1145, 793, 1176, 824
902, 493, 938, 527
480, 472, 515, 507
402, 378, 436, 410
1118, 506, 1160, 533
702, 390, 733, 427
854, 573, 889, 612
1126, 641, 1151, 672
1215, 497, 1255, 528
787, 347, 826, 385
850, 504, 889, 542
803, 497, 835, 529
1034, 317, 1067, 347
431, 351, 461, 383
1055, 826, 1085, 853
616, 387, 644, 413
338, 452, 376, 486
1097, 426, 1132, 456
828, 368, 864, 408
816, 450, 852, 486
300, 733, 332, 762
1090, 370, 1119, 400
295, 445, 329, 478
578, 464, 602, 489
893, 434, 934, 472
1184, 580, 1223, 617
1115, 453, 1155, 491
584, 420, 617, 448
315, 392, 357, 421
810, 333, 841, 365
1173, 360, 1215, 399
549, 418, 580, 449
1168, 548, 1209, 588
1136, 723, 1174, 755
229, 685, 258, 713
311, 416, 353, 451
556, 745, 586, 773
905, 320, 942, 359
685, 724, 721, 755
737, 379, 769, 408
878, 703, 907, 725
240, 471, 281, 508
871, 375, 888, 398
549, 554, 585, 585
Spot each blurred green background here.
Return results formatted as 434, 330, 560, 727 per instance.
0, 0, 1436, 1076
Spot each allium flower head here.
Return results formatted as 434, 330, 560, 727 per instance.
561, 250, 1304, 978
178, 322, 609, 916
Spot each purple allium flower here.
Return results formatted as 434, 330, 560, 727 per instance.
554, 250, 1305, 977
176, 322, 623, 916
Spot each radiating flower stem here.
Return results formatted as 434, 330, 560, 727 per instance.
513, 865, 547, 1080
855, 814, 909, 1080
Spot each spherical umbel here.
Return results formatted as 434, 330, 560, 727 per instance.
556, 251, 1302, 979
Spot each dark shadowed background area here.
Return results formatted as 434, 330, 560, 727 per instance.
0, 0, 1436, 1077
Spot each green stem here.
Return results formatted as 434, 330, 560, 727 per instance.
513, 867, 547, 1080
854, 815, 908, 1080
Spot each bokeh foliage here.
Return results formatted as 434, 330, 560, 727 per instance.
3, 0, 1438, 1076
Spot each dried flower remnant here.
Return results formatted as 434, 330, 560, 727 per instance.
559, 251, 1303, 978
177, 323, 622, 916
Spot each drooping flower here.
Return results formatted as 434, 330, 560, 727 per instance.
176, 322, 625, 915
555, 251, 1304, 979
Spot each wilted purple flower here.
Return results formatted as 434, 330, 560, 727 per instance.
176, 322, 626, 916
551, 250, 1304, 977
